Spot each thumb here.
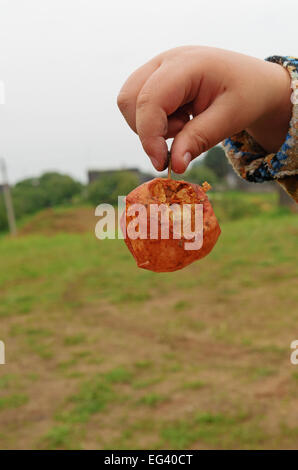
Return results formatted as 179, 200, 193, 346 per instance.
171, 94, 238, 173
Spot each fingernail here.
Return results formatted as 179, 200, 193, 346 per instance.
183, 152, 192, 169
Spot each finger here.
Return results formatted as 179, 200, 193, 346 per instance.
136, 64, 193, 170
166, 109, 191, 139
171, 92, 240, 173
117, 59, 160, 132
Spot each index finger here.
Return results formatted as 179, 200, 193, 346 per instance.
135, 64, 192, 170
117, 59, 161, 133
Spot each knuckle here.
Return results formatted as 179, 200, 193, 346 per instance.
189, 129, 210, 154
136, 92, 151, 110
117, 91, 130, 113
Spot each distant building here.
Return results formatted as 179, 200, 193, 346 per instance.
0, 184, 5, 193
87, 168, 153, 185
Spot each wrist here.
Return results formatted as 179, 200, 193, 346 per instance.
246, 61, 292, 153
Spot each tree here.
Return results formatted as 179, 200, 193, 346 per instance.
0, 172, 83, 233
14, 172, 82, 209
86, 171, 139, 206
36, 172, 82, 206
185, 164, 218, 186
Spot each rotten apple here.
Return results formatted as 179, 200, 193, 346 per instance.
121, 177, 220, 273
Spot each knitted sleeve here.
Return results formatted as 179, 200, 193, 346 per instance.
222, 56, 298, 202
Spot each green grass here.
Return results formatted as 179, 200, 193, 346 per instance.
0, 394, 29, 411
250, 367, 277, 380
159, 411, 266, 450
56, 367, 134, 425
0, 374, 19, 390
137, 393, 168, 408
182, 380, 205, 390
41, 425, 80, 450
208, 190, 287, 223
292, 372, 298, 381
104, 367, 133, 384
64, 334, 86, 346
132, 377, 164, 390
60, 376, 115, 424
134, 360, 154, 370
0, 213, 296, 317
0, 204, 298, 449
173, 300, 192, 311
57, 359, 78, 371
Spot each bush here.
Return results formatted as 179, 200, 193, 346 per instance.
15, 173, 82, 208
184, 164, 218, 186
86, 171, 139, 206
0, 172, 83, 233
208, 191, 281, 222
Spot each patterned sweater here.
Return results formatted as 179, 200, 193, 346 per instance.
222, 56, 298, 202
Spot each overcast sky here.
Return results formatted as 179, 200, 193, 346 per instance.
0, 0, 296, 183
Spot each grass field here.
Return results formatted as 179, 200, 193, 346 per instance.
0, 197, 298, 449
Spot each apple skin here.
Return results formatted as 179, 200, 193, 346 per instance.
121, 178, 221, 273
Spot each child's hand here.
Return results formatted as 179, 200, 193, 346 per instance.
117, 46, 292, 173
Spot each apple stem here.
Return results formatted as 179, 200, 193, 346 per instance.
167, 151, 172, 179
